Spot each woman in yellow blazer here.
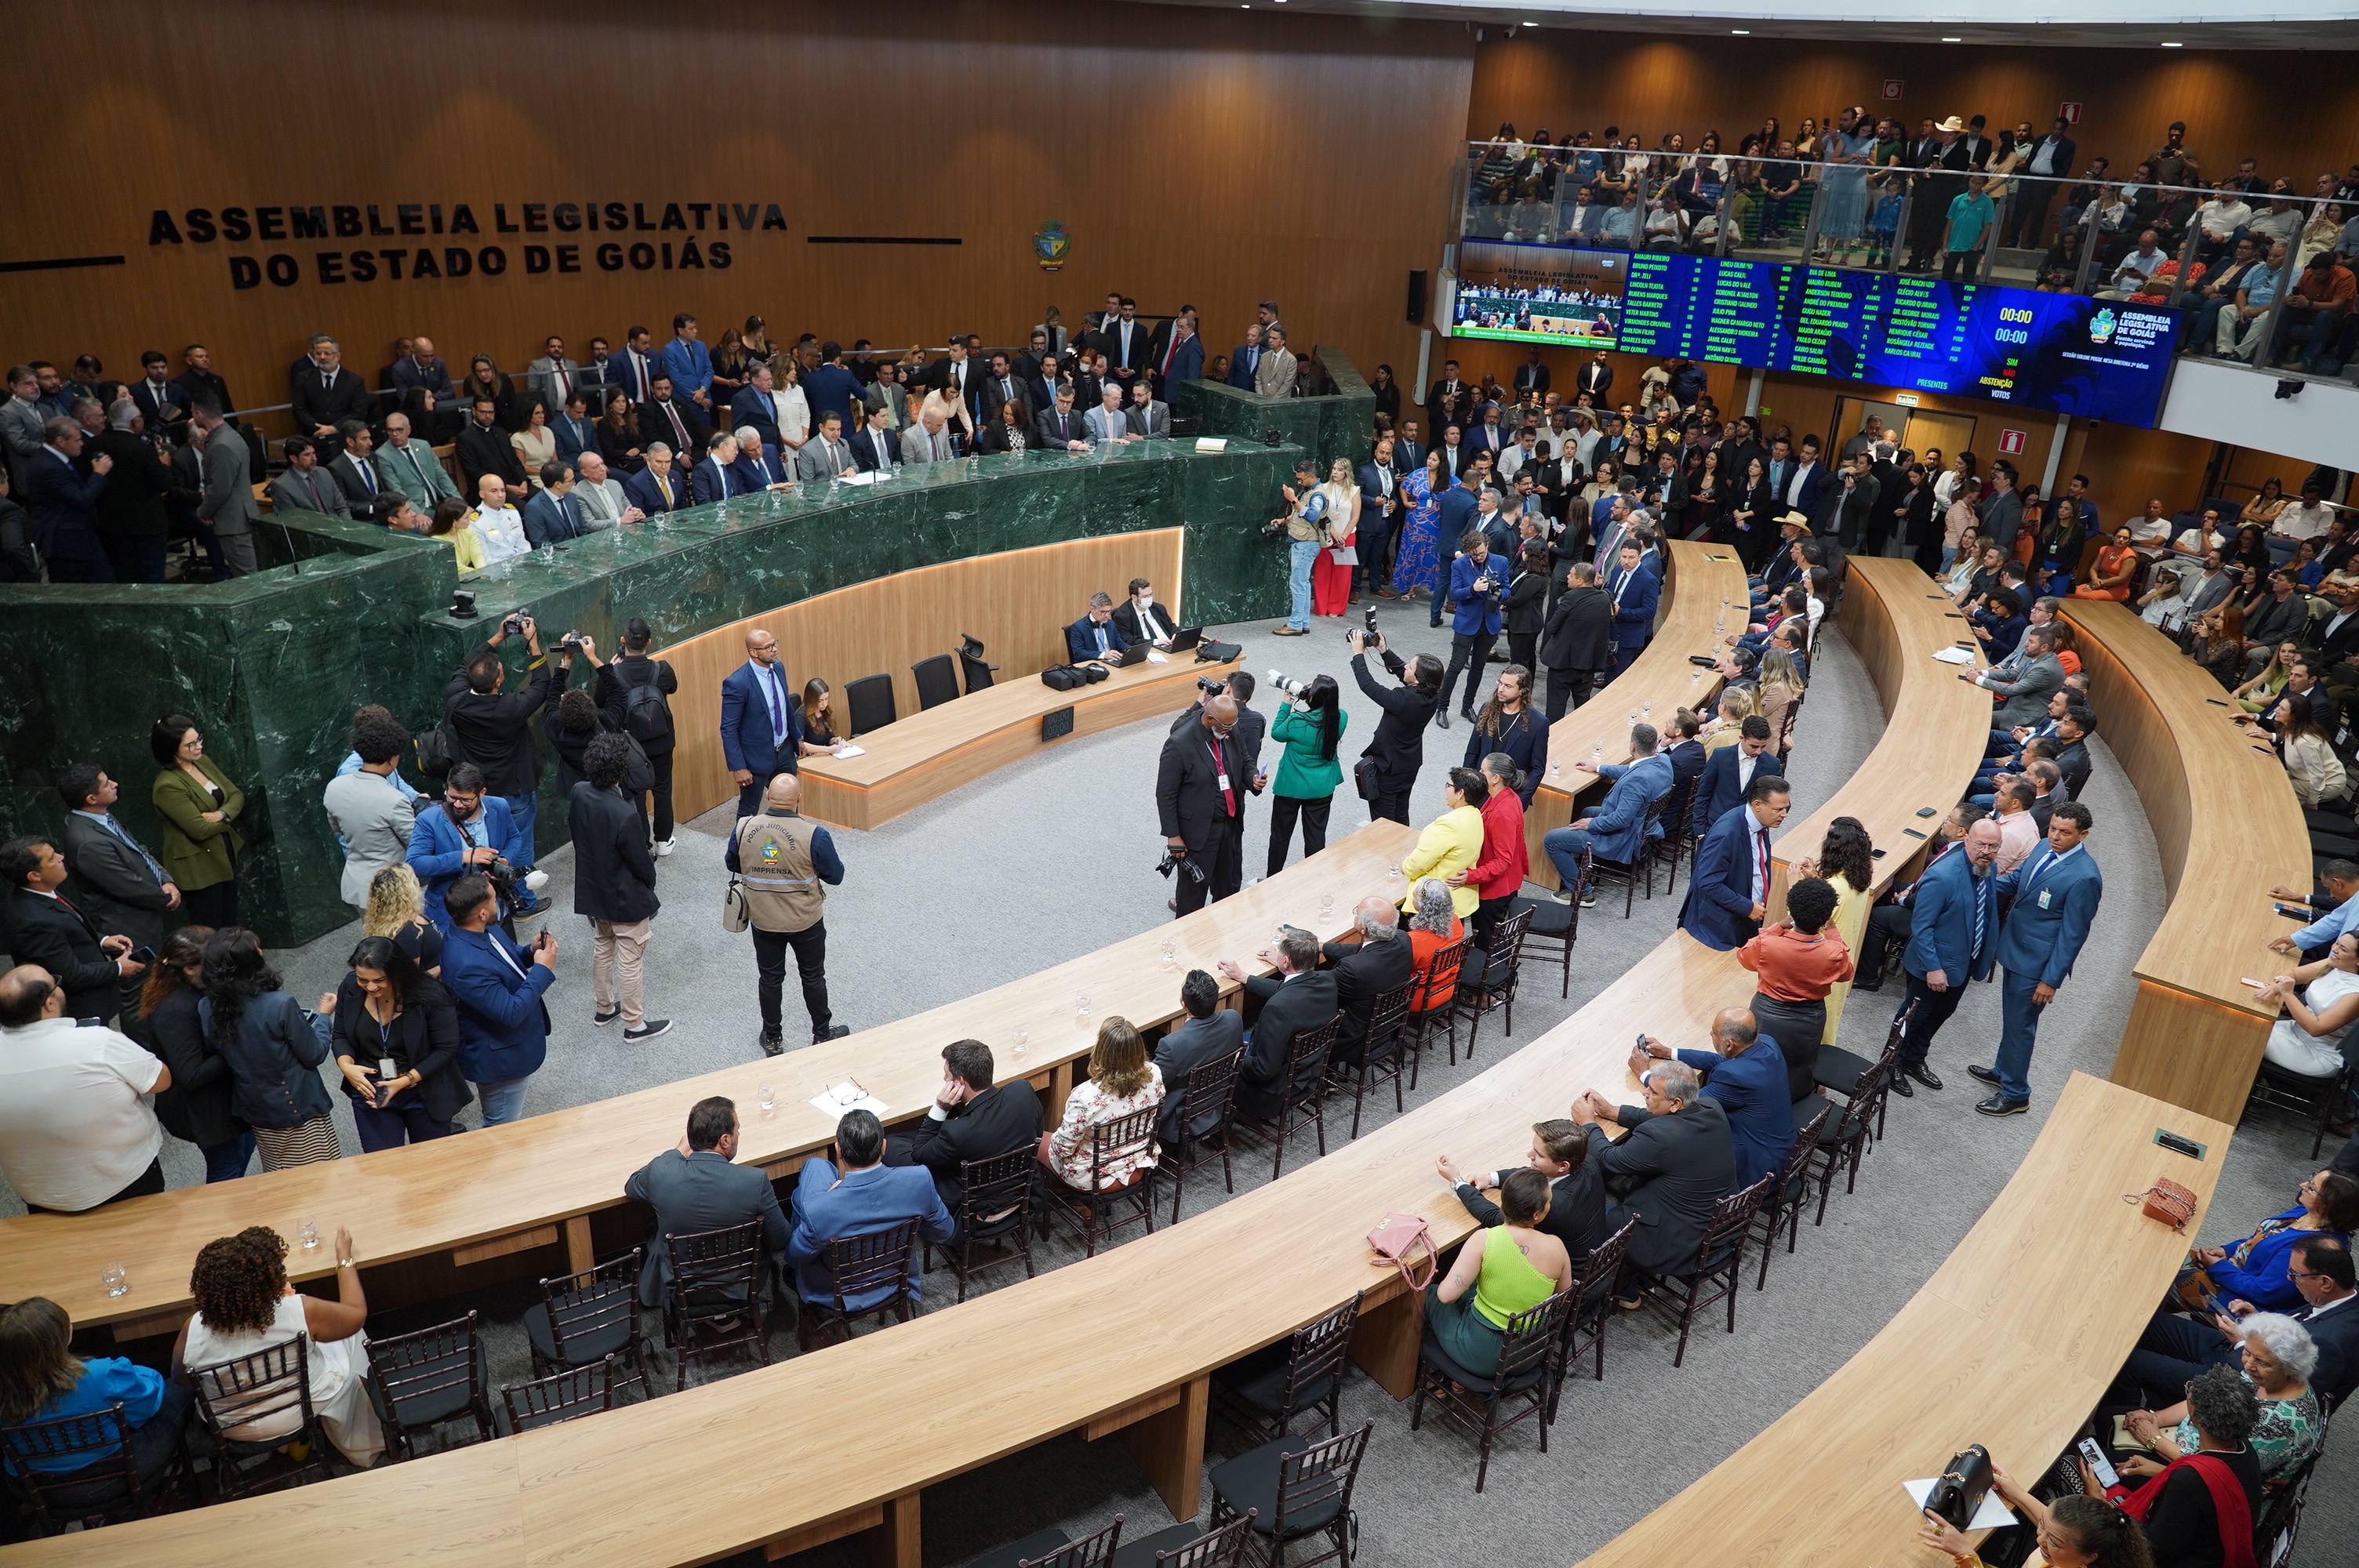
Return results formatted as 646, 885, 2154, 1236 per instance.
151, 714, 245, 927
1797, 815, 1877, 1045
1400, 766, 1488, 920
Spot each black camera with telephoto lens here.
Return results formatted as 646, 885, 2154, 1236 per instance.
1157, 849, 1208, 885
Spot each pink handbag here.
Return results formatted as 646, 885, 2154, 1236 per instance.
1367, 1212, 1438, 1291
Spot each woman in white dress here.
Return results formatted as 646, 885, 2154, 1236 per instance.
772, 358, 813, 454
173, 1224, 385, 1466
2257, 931, 2359, 1078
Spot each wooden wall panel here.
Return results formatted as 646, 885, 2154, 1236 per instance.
1, 1, 1470, 425
1470, 34, 2359, 182
656, 529, 1183, 822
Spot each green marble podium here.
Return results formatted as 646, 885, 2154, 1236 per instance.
1, 440, 1301, 945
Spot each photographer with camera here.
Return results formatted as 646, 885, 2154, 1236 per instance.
1437, 530, 1507, 729
1267, 457, 1326, 637
1263, 672, 1346, 876
442, 612, 558, 910
406, 762, 533, 931
1156, 692, 1248, 916
438, 873, 558, 1127
1348, 625, 1444, 826
598, 616, 682, 855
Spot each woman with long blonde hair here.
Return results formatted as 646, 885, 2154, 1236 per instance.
364, 862, 443, 973
1039, 1016, 1165, 1191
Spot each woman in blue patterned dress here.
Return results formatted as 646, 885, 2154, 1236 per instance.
1392, 448, 1448, 596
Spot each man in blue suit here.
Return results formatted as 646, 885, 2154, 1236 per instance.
1224, 325, 1263, 390
438, 873, 556, 1127
1605, 539, 1660, 675
728, 361, 787, 450
1355, 437, 1402, 600
718, 626, 805, 817
24, 419, 114, 582
1429, 477, 1480, 627
689, 431, 747, 506
787, 1109, 954, 1311
1894, 815, 2005, 1091
659, 312, 714, 412
1438, 532, 1506, 723
1543, 722, 1674, 907
623, 445, 688, 517
1066, 592, 1130, 663
405, 763, 528, 928
1632, 1009, 1794, 1191
1969, 802, 2103, 1116
1690, 717, 1783, 837
520, 463, 589, 546
1679, 772, 1790, 950
732, 431, 792, 492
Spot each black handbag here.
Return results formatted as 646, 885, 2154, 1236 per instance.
1041, 665, 1085, 691
1353, 755, 1382, 802
1924, 1444, 1994, 1530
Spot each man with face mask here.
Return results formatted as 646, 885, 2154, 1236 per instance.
1113, 577, 1177, 648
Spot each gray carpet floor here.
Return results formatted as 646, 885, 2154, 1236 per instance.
6, 590, 2347, 1566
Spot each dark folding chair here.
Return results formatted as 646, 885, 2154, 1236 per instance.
1161, 1045, 1247, 1224
1107, 1512, 1256, 1568
1212, 1292, 1361, 1445
500, 1355, 621, 1434
969, 1517, 1125, 1568
187, 1334, 333, 1498
1404, 938, 1470, 1091
2245, 1055, 2354, 1160
1328, 980, 1415, 1139
931, 1146, 1039, 1302
1044, 1105, 1161, 1256
1449, 903, 1535, 1061
1547, 1217, 1638, 1420
1206, 1419, 1372, 1568
1645, 1174, 1776, 1367
799, 1218, 922, 1349
1585, 795, 1668, 916
1653, 773, 1703, 892
1411, 1287, 1570, 1492
365, 1311, 496, 1460
1816, 998, 1910, 1142
0, 1401, 187, 1532
526, 1247, 657, 1400
2254, 1411, 2332, 1568
1233, 1014, 1339, 1179
911, 653, 961, 711
844, 671, 897, 736
660, 1221, 769, 1389
1753, 1104, 1834, 1290
1804, 1044, 1897, 1226
1514, 891, 1581, 998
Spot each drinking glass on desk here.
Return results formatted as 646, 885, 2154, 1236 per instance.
1159, 938, 1176, 971
1627, 707, 1637, 725
1641, 701, 1651, 721
101, 1261, 128, 1298
1012, 1025, 1030, 1062
1074, 994, 1091, 1027
1590, 743, 1602, 765
1319, 893, 1336, 920
757, 1083, 776, 1114
296, 1217, 320, 1251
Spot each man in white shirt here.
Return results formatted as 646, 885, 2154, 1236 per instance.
2099, 229, 2168, 299
2128, 496, 2174, 545
573, 452, 639, 530
468, 474, 530, 564
1990, 779, 2041, 874
0, 964, 168, 1213
2194, 186, 2253, 256
2275, 481, 2338, 543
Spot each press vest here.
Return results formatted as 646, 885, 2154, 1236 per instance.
733, 812, 825, 933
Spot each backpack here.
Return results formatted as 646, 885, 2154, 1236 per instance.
620, 662, 674, 744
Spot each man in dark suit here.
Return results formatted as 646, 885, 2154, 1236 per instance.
1538, 561, 1612, 720
443, 619, 558, 880
1427, 359, 1473, 436
1317, 898, 1416, 1065
624, 1096, 791, 1306
729, 361, 788, 450
1893, 815, 2004, 1092
1067, 593, 1131, 664
1158, 694, 1248, 915
1225, 325, 1264, 390
173, 345, 235, 423
289, 336, 375, 459
322, 421, 389, 516
569, 734, 667, 1040
1632, 1011, 1794, 1192
1441, 1117, 1612, 1265
1573, 1059, 1737, 1289
1575, 351, 1612, 401
1513, 349, 1551, 401
1031, 386, 1090, 453
849, 404, 903, 474
0, 836, 143, 1024
24, 418, 113, 582
1357, 437, 1403, 599
1972, 802, 2103, 1116
126, 352, 188, 444
1349, 630, 1444, 825
787, 1109, 954, 1310
2005, 117, 2078, 247
440, 873, 557, 1126
1690, 717, 1783, 837
2114, 1234, 2358, 1409
454, 397, 525, 492
635, 375, 710, 464
89, 400, 176, 583
718, 626, 805, 816
1113, 579, 1180, 648
1147, 311, 1205, 390
1221, 927, 1340, 1121
1152, 969, 1247, 1147
1679, 772, 1790, 952
623, 445, 688, 517
889, 1038, 1045, 1215
56, 765, 176, 1021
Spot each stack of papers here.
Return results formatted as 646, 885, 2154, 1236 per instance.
1931, 646, 1977, 666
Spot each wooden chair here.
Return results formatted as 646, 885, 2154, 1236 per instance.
1233, 1014, 1339, 1179
525, 1248, 656, 1400
1585, 796, 1669, 916
1044, 1105, 1161, 1256
1329, 980, 1414, 1140
1804, 1045, 1897, 1226
1752, 1104, 1834, 1290
1449, 903, 1535, 1062
1206, 1419, 1373, 1568
799, 1218, 922, 1349
2245, 1055, 2354, 1159
1652, 772, 1704, 894
187, 1333, 333, 1499
500, 1355, 620, 1434
1647, 1174, 1776, 1367
844, 672, 897, 735
931, 1145, 1039, 1302
1212, 1291, 1361, 1445
1161, 1045, 1247, 1224
1815, 999, 1910, 1144
0, 1401, 187, 1532
365, 1311, 496, 1460
1108, 1512, 1256, 1568
660, 1221, 770, 1388
911, 653, 961, 711
1404, 938, 1470, 1091
1515, 891, 1582, 999
1411, 1287, 1569, 1492
1547, 1217, 1638, 1421
968, 1517, 1124, 1568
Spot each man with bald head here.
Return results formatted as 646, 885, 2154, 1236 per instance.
0, 964, 171, 1213
1893, 815, 2006, 1091
729, 772, 849, 1055
1630, 1007, 1794, 1190
1318, 895, 1416, 1066
1156, 692, 1248, 914
720, 626, 803, 818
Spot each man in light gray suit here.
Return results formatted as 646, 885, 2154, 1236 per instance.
192, 399, 259, 575
267, 436, 351, 520
1125, 379, 1170, 439
525, 336, 583, 416
1254, 325, 1298, 399
795, 411, 855, 483
900, 405, 955, 466
1083, 383, 1137, 447
322, 714, 420, 908
1969, 622, 2065, 728
573, 451, 638, 531
623, 1095, 791, 1308
57, 762, 177, 1024
374, 412, 460, 513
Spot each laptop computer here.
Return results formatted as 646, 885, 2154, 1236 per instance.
1168, 626, 1204, 652
1108, 643, 1151, 667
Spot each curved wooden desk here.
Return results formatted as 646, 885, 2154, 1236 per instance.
2059, 600, 2311, 1122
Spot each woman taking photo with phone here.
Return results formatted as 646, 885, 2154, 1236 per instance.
318, 935, 471, 1153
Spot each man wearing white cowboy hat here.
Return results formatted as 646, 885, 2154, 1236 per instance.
1908, 116, 1973, 272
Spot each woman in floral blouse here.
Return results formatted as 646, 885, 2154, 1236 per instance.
1040, 1016, 1165, 1190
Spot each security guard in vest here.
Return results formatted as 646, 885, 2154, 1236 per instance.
728, 773, 849, 1056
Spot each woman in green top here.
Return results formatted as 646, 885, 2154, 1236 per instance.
151, 713, 245, 929
1264, 673, 1348, 877
1425, 1167, 1572, 1376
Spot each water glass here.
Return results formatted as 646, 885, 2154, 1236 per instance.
1548, 762, 1561, 782
1590, 743, 1603, 764
1627, 707, 1638, 724
1074, 994, 1092, 1026
1319, 893, 1336, 920
101, 1261, 129, 1298
1012, 1025, 1030, 1062
1641, 701, 1652, 720
296, 1217, 321, 1251
1158, 938, 1177, 971
758, 1083, 776, 1113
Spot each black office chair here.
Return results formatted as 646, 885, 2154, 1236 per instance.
844, 672, 897, 736
961, 649, 998, 692
912, 653, 961, 711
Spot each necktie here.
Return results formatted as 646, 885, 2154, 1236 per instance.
1754, 825, 1770, 906
765, 666, 785, 735
663, 401, 687, 448
358, 459, 376, 495
656, 474, 672, 507
712, 462, 729, 499
1162, 334, 1179, 376
559, 495, 576, 534
1970, 873, 1990, 959
98, 815, 168, 884
932, 432, 946, 462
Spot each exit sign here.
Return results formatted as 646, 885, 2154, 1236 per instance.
1997, 428, 2028, 455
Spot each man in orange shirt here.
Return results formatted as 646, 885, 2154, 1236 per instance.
2284, 252, 2357, 375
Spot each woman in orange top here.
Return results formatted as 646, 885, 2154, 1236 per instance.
2072, 525, 2139, 601
1404, 877, 1466, 1014
1735, 875, 1854, 1101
